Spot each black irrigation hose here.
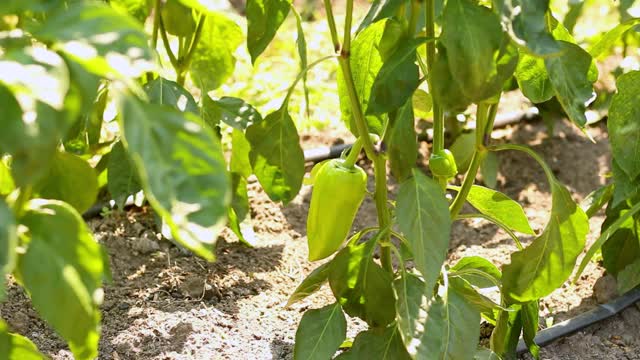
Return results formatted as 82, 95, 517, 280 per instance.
303, 106, 541, 163
516, 287, 640, 354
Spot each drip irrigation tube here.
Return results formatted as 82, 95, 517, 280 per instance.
517, 287, 640, 354
303, 106, 540, 163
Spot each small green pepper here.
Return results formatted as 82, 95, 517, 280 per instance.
306, 158, 367, 261
429, 149, 458, 178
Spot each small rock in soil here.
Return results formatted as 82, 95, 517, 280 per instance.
593, 274, 618, 304
130, 236, 160, 254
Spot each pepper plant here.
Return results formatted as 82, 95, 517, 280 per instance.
0, 0, 256, 358
239, 0, 640, 359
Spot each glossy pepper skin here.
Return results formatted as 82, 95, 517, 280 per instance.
306, 159, 367, 261
429, 149, 458, 178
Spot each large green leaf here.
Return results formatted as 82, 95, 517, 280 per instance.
601, 202, 640, 277
0, 199, 17, 301
608, 71, 640, 180
521, 301, 540, 358
396, 169, 451, 292
345, 326, 411, 360
294, 303, 346, 360
544, 41, 595, 129
246, 0, 291, 64
431, 46, 472, 112
449, 277, 501, 322
0, 320, 44, 360
450, 256, 502, 289
245, 107, 304, 204
338, 20, 387, 136
388, 100, 417, 182
329, 240, 396, 328
581, 184, 614, 218
490, 304, 523, 359
35, 151, 98, 214
502, 179, 588, 303
618, 258, 640, 294
441, 0, 517, 102
367, 37, 430, 115
110, 0, 150, 23
395, 273, 480, 359
230, 129, 253, 179
287, 262, 332, 307
31, 2, 153, 78
464, 185, 534, 235
203, 96, 263, 130
107, 140, 142, 208
590, 18, 640, 58
515, 52, 554, 104
190, 13, 243, 92
0, 83, 71, 186
144, 77, 198, 114
493, 0, 560, 56
17, 200, 104, 360
118, 95, 230, 261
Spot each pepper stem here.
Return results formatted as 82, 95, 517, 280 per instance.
343, 137, 364, 168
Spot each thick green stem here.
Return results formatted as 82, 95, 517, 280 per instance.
449, 102, 496, 217
151, 0, 161, 49
158, 15, 179, 70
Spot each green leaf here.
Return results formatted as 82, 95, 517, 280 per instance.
287, 262, 332, 307
441, 0, 517, 102
356, 0, 406, 34
0, 199, 17, 301
388, 100, 417, 182
190, 12, 243, 92
544, 41, 595, 129
611, 159, 640, 206
246, 0, 291, 64
367, 37, 431, 115
0, 160, 15, 196
601, 202, 640, 276
338, 20, 387, 136
431, 46, 472, 112
329, 240, 396, 327
396, 274, 481, 360
230, 129, 253, 179
204, 96, 263, 130
107, 140, 142, 208
294, 303, 346, 360
0, 320, 44, 360
464, 185, 534, 235
449, 277, 501, 322
245, 107, 304, 204
35, 151, 99, 214
617, 258, 640, 294
397, 169, 451, 292
450, 256, 502, 289
31, 2, 153, 78
580, 184, 614, 218
490, 304, 523, 359
522, 301, 540, 358
118, 95, 230, 261
494, 0, 560, 56
608, 71, 640, 180
412, 89, 433, 119
17, 200, 104, 360
161, 0, 196, 37
502, 179, 588, 303
481, 151, 499, 188
516, 52, 554, 104
589, 18, 640, 58
450, 132, 476, 172
144, 77, 198, 114
110, 0, 151, 23
346, 326, 411, 360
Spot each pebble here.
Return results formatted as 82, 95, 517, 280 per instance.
593, 274, 618, 304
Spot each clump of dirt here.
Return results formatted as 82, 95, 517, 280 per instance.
1, 116, 638, 360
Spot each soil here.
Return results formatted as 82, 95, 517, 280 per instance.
2, 100, 640, 359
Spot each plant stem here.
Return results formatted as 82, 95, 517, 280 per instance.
449, 102, 496, 218
343, 137, 364, 168
456, 213, 523, 250
158, 15, 179, 70
323, 0, 340, 52
12, 186, 32, 218
177, 14, 206, 85
408, 0, 420, 37
151, 0, 161, 49
342, 0, 353, 54
488, 143, 555, 183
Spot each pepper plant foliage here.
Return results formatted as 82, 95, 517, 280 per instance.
0, 0, 639, 359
